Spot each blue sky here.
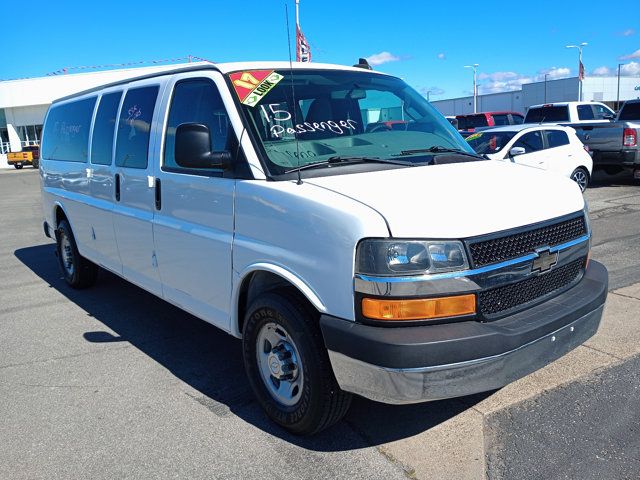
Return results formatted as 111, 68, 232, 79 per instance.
2, 0, 639, 99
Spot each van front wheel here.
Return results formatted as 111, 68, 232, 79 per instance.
242, 291, 352, 435
55, 219, 98, 289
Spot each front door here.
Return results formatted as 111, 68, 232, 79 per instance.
510, 130, 548, 170
152, 74, 236, 329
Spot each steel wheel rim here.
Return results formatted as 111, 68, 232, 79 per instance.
256, 322, 303, 407
572, 170, 587, 191
60, 234, 74, 276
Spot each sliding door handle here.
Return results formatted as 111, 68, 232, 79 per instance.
155, 178, 161, 210
115, 173, 121, 201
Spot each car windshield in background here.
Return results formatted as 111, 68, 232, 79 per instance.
525, 106, 569, 123
457, 114, 488, 130
619, 102, 640, 121
465, 131, 516, 155
229, 69, 472, 177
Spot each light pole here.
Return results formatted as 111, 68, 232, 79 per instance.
426, 90, 432, 102
617, 63, 624, 111
566, 42, 587, 101
464, 64, 479, 113
544, 73, 549, 103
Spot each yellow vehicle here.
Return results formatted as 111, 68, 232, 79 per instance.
7, 147, 40, 169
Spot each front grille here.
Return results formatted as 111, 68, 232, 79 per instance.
478, 258, 585, 317
468, 216, 586, 267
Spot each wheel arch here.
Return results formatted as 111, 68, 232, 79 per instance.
231, 264, 327, 338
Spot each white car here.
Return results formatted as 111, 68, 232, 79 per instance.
466, 124, 593, 191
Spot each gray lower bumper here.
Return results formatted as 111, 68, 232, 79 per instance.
328, 305, 604, 404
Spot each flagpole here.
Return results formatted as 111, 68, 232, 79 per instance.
296, 0, 300, 27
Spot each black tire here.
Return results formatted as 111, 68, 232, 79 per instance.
14, 164, 23, 170
570, 167, 590, 192
32, 159, 39, 169
242, 290, 352, 435
55, 219, 98, 289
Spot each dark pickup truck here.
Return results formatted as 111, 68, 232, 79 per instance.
571, 100, 640, 177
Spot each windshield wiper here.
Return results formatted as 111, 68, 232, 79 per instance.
397, 146, 482, 159
284, 156, 414, 174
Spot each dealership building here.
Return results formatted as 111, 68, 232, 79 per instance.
431, 75, 640, 116
0, 62, 205, 168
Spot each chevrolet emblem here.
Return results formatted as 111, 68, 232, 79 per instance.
532, 247, 558, 273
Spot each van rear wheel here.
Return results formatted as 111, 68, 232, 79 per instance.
242, 291, 352, 435
14, 164, 23, 170
55, 219, 98, 289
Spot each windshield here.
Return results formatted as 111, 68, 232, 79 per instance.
456, 114, 488, 130
229, 69, 473, 177
525, 106, 569, 123
465, 131, 516, 155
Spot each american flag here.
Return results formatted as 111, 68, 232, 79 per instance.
296, 25, 311, 62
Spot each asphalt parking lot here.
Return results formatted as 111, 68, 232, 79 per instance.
1, 168, 639, 479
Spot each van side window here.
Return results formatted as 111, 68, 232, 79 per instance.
115, 86, 159, 169
164, 79, 231, 170
41, 97, 96, 162
91, 92, 122, 165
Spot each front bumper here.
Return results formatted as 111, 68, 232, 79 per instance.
321, 261, 608, 404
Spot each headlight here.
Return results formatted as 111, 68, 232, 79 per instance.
356, 239, 469, 276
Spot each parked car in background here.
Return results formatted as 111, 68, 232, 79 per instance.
524, 102, 615, 124
466, 124, 593, 191
569, 99, 640, 178
456, 111, 524, 136
445, 116, 458, 129
7, 146, 40, 169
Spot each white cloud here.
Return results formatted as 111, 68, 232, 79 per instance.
592, 66, 612, 76
621, 61, 640, 76
620, 28, 636, 37
620, 49, 640, 60
477, 67, 572, 94
437, 53, 446, 60
419, 86, 445, 97
365, 51, 401, 66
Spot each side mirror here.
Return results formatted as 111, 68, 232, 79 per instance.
603, 113, 615, 120
175, 123, 232, 170
509, 146, 526, 157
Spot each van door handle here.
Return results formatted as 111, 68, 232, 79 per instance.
115, 174, 121, 201
155, 178, 161, 210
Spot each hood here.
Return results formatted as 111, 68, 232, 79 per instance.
305, 161, 584, 238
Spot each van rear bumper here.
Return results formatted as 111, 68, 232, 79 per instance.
320, 261, 607, 404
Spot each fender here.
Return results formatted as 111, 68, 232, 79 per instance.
230, 262, 327, 338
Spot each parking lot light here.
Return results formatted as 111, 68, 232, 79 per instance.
464, 64, 479, 113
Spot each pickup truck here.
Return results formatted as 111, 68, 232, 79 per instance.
569, 100, 640, 177
524, 102, 615, 124
7, 146, 40, 169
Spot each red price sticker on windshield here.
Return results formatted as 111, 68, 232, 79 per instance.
229, 70, 284, 107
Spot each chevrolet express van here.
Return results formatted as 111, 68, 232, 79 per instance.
40, 62, 608, 435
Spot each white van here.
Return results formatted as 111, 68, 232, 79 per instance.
40, 62, 608, 435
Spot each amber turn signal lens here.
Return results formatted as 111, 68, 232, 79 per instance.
362, 294, 476, 321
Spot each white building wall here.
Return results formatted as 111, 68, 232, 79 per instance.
4, 105, 49, 126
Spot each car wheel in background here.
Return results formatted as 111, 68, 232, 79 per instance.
242, 290, 352, 435
570, 167, 589, 192
14, 164, 23, 170
55, 219, 98, 289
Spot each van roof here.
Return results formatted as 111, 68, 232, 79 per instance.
52, 61, 388, 104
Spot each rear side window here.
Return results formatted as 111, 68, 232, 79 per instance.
42, 97, 96, 162
457, 114, 488, 129
513, 131, 543, 153
577, 105, 595, 120
492, 114, 510, 126
511, 114, 524, 124
115, 86, 159, 169
618, 102, 640, 121
164, 79, 231, 170
91, 92, 122, 165
525, 106, 569, 123
545, 130, 570, 148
